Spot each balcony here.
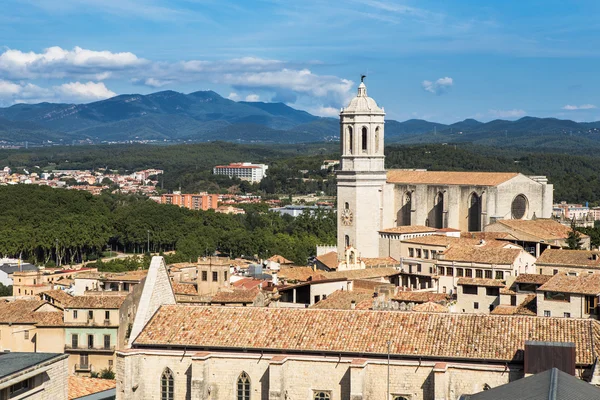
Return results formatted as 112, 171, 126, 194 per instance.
75, 364, 92, 372
65, 344, 115, 353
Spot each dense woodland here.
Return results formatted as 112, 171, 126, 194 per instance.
0, 185, 336, 266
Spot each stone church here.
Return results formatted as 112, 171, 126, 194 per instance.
336, 80, 553, 259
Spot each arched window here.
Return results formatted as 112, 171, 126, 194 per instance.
433, 192, 444, 229
361, 126, 368, 152
160, 368, 174, 400
348, 126, 353, 154
314, 391, 331, 400
375, 126, 380, 152
345, 235, 350, 248
344, 202, 349, 210
397, 191, 412, 226
393, 397, 409, 400
468, 193, 482, 232
237, 372, 250, 400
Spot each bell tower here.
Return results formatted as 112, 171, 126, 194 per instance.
337, 77, 387, 258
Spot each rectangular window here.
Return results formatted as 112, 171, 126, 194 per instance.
544, 310, 551, 317
511, 295, 517, 306
24, 330, 29, 340
553, 269, 559, 275
417, 265, 422, 273
408, 248, 414, 257
224, 271, 228, 281
9, 378, 31, 396
564, 312, 571, 318
88, 334, 94, 349
416, 249, 422, 258
109, 360, 113, 367
201, 271, 208, 281
72, 334, 79, 349
586, 295, 598, 314
212, 271, 218, 282
88, 310, 94, 320
431, 250, 437, 259
446, 267, 453, 276
519, 283, 537, 292
485, 270, 492, 279
544, 291, 570, 302
486, 287, 499, 296
104, 335, 111, 349
423, 249, 429, 259
463, 285, 478, 295
438, 266, 445, 276
495, 271, 504, 280
474, 302, 479, 309
465, 269, 473, 278
476, 269, 483, 278
80, 354, 89, 368
314, 295, 321, 304
105, 310, 110, 320
456, 268, 464, 277
73, 310, 78, 319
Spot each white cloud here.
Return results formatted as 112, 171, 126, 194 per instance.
227, 92, 240, 101
0, 80, 115, 106
245, 94, 260, 102
310, 106, 340, 117
0, 46, 146, 80
562, 104, 597, 110
54, 81, 116, 102
143, 78, 171, 88
488, 109, 526, 118
422, 77, 453, 95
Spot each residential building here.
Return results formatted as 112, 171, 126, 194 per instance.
269, 204, 332, 218
72, 270, 147, 296
535, 248, 600, 275
0, 261, 38, 287
196, 257, 231, 295
212, 162, 268, 182
0, 352, 69, 400
13, 267, 97, 298
215, 205, 245, 215
456, 278, 505, 314
536, 273, 600, 319
157, 192, 218, 211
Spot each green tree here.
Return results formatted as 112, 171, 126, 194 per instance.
567, 220, 583, 250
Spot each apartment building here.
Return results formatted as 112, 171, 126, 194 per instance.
535, 248, 600, 275
212, 162, 268, 183
158, 192, 218, 211
536, 273, 600, 319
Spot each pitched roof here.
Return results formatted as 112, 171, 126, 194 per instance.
538, 273, 600, 295
171, 283, 197, 296
412, 301, 448, 313
231, 278, 264, 290
457, 278, 506, 288
0, 300, 63, 326
536, 249, 600, 268
68, 376, 116, 400
39, 289, 73, 305
440, 247, 522, 265
316, 251, 338, 270
465, 368, 600, 400
386, 170, 519, 186
322, 267, 400, 281
379, 225, 437, 234
514, 274, 553, 285
361, 257, 398, 267
310, 290, 373, 310
490, 295, 537, 317
134, 306, 600, 365
277, 267, 320, 282
67, 295, 127, 309
491, 219, 587, 241
210, 288, 260, 304
393, 291, 449, 303
267, 255, 294, 264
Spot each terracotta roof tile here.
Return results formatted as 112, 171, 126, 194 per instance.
278, 267, 320, 282
210, 288, 260, 304
457, 278, 506, 287
379, 226, 438, 234
352, 279, 388, 293
67, 295, 127, 309
134, 306, 600, 365
267, 255, 294, 264
171, 283, 197, 296
322, 267, 400, 280
386, 170, 519, 186
316, 251, 338, 270
538, 273, 600, 295
441, 247, 521, 265
536, 249, 600, 268
360, 257, 398, 267
0, 300, 63, 326
68, 376, 116, 400
492, 219, 588, 241
310, 290, 373, 310
231, 278, 264, 290
393, 291, 449, 303
412, 302, 448, 313
39, 289, 73, 305
514, 274, 553, 285
491, 295, 537, 316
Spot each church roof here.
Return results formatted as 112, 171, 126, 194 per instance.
133, 305, 600, 365
490, 219, 587, 241
341, 82, 384, 114
386, 170, 520, 186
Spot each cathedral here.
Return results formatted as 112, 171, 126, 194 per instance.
336, 80, 554, 259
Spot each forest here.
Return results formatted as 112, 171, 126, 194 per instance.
0, 185, 336, 266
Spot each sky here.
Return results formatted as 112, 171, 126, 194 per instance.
1, 0, 600, 123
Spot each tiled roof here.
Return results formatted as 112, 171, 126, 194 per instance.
538, 274, 600, 295
39, 289, 73, 305
441, 247, 521, 265
412, 301, 448, 313
379, 225, 437, 234
492, 219, 587, 241
68, 376, 116, 400
386, 170, 519, 186
352, 279, 388, 293
171, 283, 197, 296
134, 306, 600, 365
401, 235, 463, 247
457, 278, 506, 288
316, 251, 338, 270
310, 290, 373, 310
536, 249, 600, 268
500, 287, 517, 295
514, 274, 553, 285
322, 267, 400, 280
490, 305, 518, 315
491, 295, 537, 317
168, 262, 196, 270
393, 291, 449, 303
267, 255, 294, 264
0, 300, 63, 326
278, 267, 320, 282
231, 278, 264, 290
101, 270, 148, 282
210, 288, 259, 304
361, 257, 398, 267
67, 295, 127, 309
461, 232, 514, 241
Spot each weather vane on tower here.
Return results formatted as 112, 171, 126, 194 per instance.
361, 74, 366, 83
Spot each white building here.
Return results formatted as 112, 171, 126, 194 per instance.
212, 162, 268, 182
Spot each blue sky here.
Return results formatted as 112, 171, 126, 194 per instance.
1, 0, 600, 123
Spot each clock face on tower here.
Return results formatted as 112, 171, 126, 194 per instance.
341, 208, 353, 226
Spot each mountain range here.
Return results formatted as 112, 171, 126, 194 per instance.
1, 90, 600, 147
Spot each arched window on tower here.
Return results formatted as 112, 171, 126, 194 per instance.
348, 126, 353, 154
160, 368, 174, 400
237, 372, 250, 400
345, 235, 350, 248
375, 126, 380, 152
361, 126, 368, 152
468, 193, 482, 232
345, 202, 349, 210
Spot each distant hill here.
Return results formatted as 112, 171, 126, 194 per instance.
1, 90, 600, 146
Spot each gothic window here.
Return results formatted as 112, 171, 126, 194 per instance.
314, 391, 331, 400
161, 368, 174, 400
345, 235, 350, 248
431, 192, 444, 229
348, 126, 353, 154
237, 372, 250, 400
511, 194, 528, 219
375, 126, 380, 152
344, 202, 349, 210
468, 192, 482, 232
361, 126, 368, 152
398, 191, 412, 226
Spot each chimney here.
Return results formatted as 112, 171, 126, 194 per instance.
350, 300, 356, 310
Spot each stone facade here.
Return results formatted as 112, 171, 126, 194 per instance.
0, 354, 68, 400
